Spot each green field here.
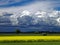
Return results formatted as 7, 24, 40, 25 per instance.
0, 42, 60, 45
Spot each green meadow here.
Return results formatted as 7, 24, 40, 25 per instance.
0, 42, 60, 45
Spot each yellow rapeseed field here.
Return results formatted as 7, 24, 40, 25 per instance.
0, 36, 60, 41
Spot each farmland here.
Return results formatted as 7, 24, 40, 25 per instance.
0, 36, 60, 41
0, 34, 60, 45
0, 42, 60, 45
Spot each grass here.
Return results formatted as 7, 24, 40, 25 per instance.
0, 42, 60, 45
0, 33, 60, 36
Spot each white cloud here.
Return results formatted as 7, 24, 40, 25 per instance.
20, 10, 31, 17
35, 11, 47, 18
0, 1, 60, 26
48, 11, 59, 18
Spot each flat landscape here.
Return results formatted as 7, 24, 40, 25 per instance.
0, 36, 60, 41
0, 33, 60, 45
0, 42, 60, 45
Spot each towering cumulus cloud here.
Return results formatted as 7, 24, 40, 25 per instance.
0, 0, 60, 28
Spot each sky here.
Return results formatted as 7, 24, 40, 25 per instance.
0, 0, 60, 32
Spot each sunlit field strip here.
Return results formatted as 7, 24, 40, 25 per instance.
0, 36, 60, 41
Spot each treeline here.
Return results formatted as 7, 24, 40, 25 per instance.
0, 29, 60, 35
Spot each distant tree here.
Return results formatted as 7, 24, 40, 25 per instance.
34, 31, 40, 34
42, 33, 47, 36
16, 29, 21, 34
